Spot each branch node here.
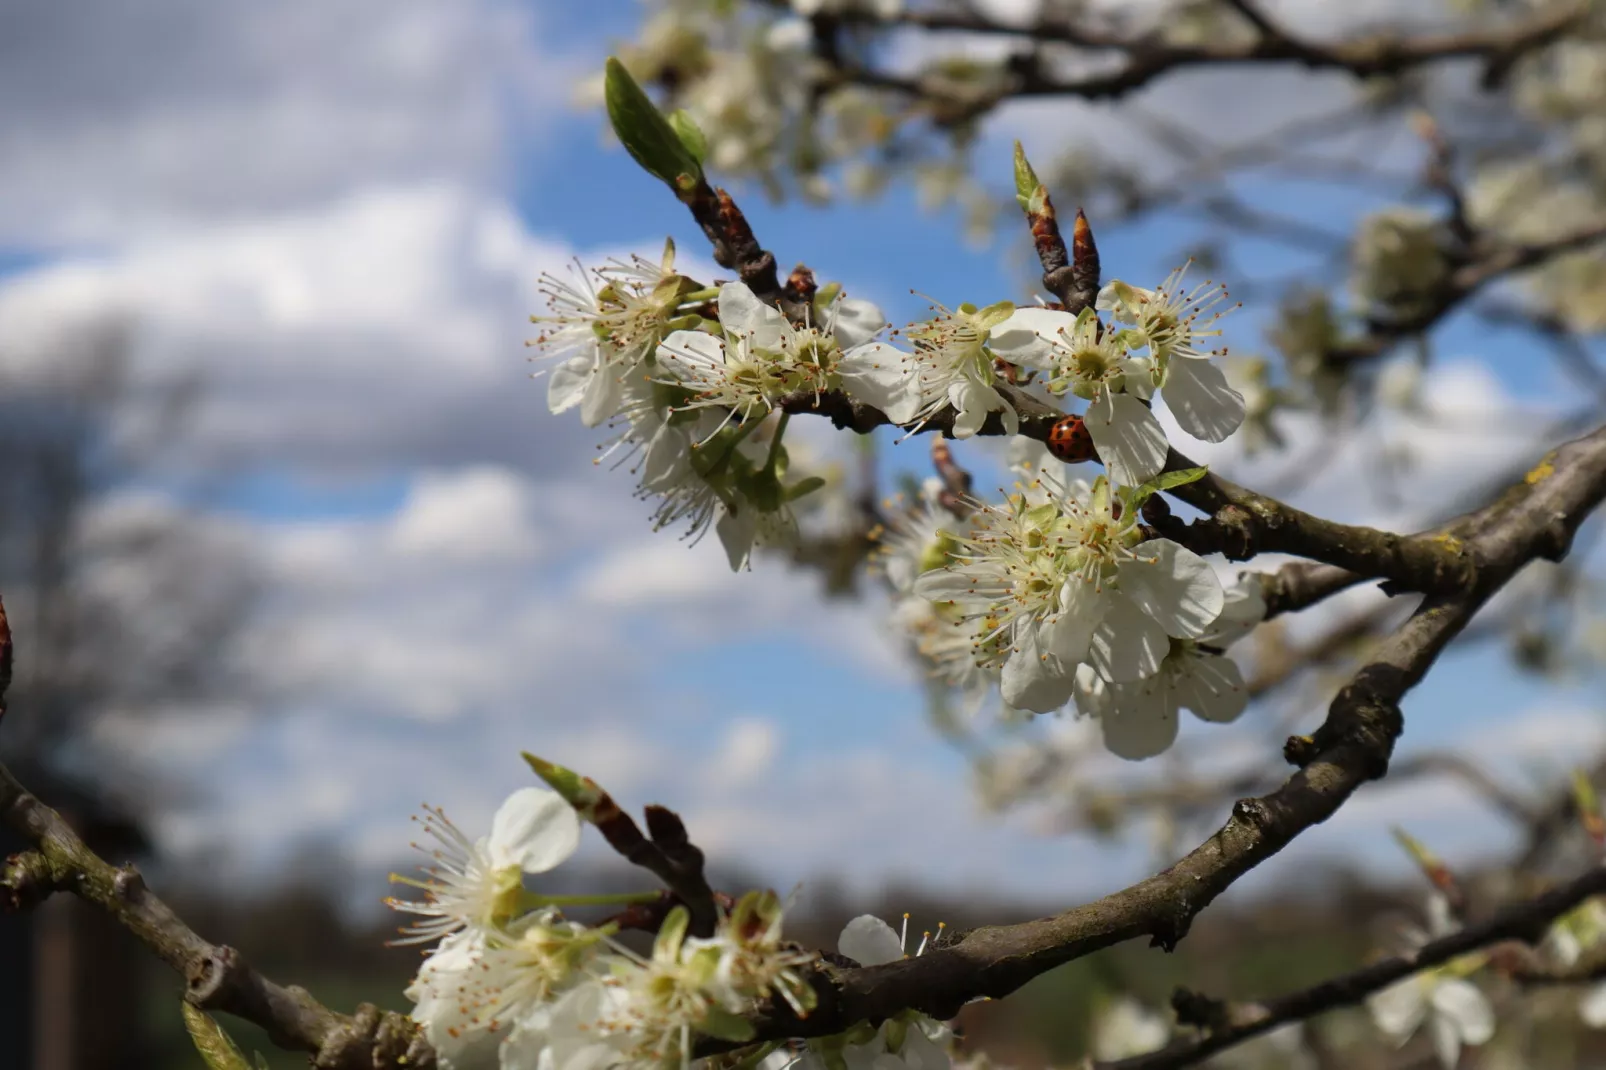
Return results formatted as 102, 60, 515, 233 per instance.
1170, 986, 1229, 1030
2, 849, 63, 911
113, 863, 147, 900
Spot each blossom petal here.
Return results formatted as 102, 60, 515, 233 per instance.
488, 787, 582, 874
548, 354, 593, 415
912, 567, 982, 605
1428, 1014, 1460, 1070
830, 296, 888, 350
988, 307, 1074, 368
1072, 663, 1114, 717
640, 426, 691, 492
1432, 980, 1494, 1045
579, 361, 624, 427
1100, 686, 1178, 760
1368, 979, 1427, 1042
898, 1026, 951, 1070
1174, 652, 1247, 723
839, 914, 904, 965
1580, 982, 1606, 1027
718, 281, 786, 350
1163, 357, 1246, 443
1048, 578, 1105, 665
838, 342, 922, 424
1118, 540, 1225, 639
1119, 356, 1157, 401
717, 506, 759, 571
1001, 630, 1077, 714
1089, 596, 1169, 683
657, 329, 727, 382
1202, 577, 1267, 647
1085, 391, 1168, 486
947, 380, 995, 438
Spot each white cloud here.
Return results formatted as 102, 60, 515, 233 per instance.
0, 0, 579, 246
0, 185, 617, 475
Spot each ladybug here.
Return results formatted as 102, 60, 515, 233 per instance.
1046, 414, 1096, 464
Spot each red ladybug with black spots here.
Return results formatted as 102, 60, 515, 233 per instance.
1046, 414, 1095, 464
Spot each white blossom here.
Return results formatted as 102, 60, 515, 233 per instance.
990, 306, 1166, 485
1097, 265, 1246, 446
532, 242, 691, 428
1366, 895, 1494, 1068
1092, 997, 1170, 1061
913, 475, 1224, 714
1078, 574, 1265, 760
888, 299, 1021, 437
601, 367, 799, 571
387, 787, 582, 947
657, 280, 892, 426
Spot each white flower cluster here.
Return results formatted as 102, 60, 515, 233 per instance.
532, 246, 879, 571
1543, 896, 1606, 1028
1366, 894, 1495, 1069
990, 266, 1245, 485
389, 787, 828, 1070
762, 914, 954, 1070
882, 447, 1265, 760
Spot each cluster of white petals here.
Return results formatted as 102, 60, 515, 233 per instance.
762, 914, 954, 1070
1544, 897, 1606, 1027
1366, 895, 1495, 1068
390, 789, 829, 1070
892, 458, 1261, 758
988, 266, 1246, 485
531, 242, 1263, 757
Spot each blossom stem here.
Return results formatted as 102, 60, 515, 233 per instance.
765, 413, 791, 472
520, 890, 664, 909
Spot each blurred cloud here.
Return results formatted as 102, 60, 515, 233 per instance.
0, 0, 576, 246
0, 186, 597, 475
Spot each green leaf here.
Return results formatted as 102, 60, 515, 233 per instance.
1122, 466, 1208, 512
784, 475, 827, 503
181, 1003, 252, 1070
1144, 466, 1209, 495
973, 300, 1016, 332
1012, 141, 1045, 214
604, 58, 704, 191
699, 1007, 759, 1043
522, 753, 606, 815
667, 110, 708, 165
656, 905, 691, 958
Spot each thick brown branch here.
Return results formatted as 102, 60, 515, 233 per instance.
1155, 448, 1477, 595
0, 761, 435, 1070
722, 422, 1606, 1046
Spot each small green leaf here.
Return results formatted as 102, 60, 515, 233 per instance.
1123, 466, 1208, 511
667, 110, 708, 165
784, 475, 826, 502
181, 1003, 252, 1070
604, 58, 704, 190
1145, 466, 1209, 495
522, 753, 606, 815
657, 905, 691, 958
699, 1006, 759, 1043
1012, 141, 1044, 213
973, 300, 1016, 332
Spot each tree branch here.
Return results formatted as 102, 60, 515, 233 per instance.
719, 421, 1606, 1046
0, 761, 434, 1070
1103, 860, 1606, 1069
801, 2, 1583, 119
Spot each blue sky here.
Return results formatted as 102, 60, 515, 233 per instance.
1, 0, 1600, 916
